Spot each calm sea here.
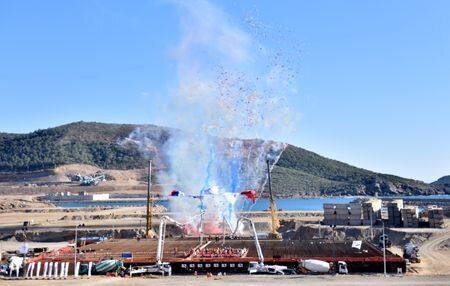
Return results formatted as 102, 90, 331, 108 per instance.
53, 195, 450, 211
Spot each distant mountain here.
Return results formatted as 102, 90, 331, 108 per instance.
432, 176, 450, 187
1, 121, 448, 196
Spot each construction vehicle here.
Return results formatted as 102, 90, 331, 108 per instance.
130, 216, 183, 276
80, 174, 105, 186
378, 234, 392, 248
403, 243, 421, 263
266, 160, 281, 239
233, 217, 293, 275
298, 259, 348, 274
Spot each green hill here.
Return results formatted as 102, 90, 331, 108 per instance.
0, 121, 448, 196
271, 145, 445, 196
0, 122, 147, 171
432, 176, 450, 186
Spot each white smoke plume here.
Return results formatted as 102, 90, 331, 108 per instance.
126, 0, 299, 233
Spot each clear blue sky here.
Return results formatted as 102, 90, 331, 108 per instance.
0, 0, 449, 182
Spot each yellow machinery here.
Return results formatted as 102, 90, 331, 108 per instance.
266, 160, 281, 239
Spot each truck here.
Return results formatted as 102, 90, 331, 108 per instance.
298, 259, 348, 274
403, 243, 421, 263
80, 175, 106, 186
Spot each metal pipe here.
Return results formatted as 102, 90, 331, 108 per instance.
156, 219, 165, 264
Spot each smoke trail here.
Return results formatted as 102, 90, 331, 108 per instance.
125, 0, 299, 233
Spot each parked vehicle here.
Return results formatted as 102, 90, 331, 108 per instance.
298, 259, 348, 274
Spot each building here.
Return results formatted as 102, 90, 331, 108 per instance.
323, 202, 362, 226
401, 206, 419, 228
386, 200, 403, 227
362, 198, 382, 225
428, 206, 445, 228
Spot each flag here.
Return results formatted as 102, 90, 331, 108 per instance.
240, 190, 257, 203
352, 240, 362, 250
169, 190, 184, 197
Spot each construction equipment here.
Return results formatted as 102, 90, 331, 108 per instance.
298, 259, 348, 274
80, 175, 105, 186
93, 259, 123, 274
266, 159, 281, 239
130, 215, 183, 276
233, 217, 291, 275
403, 243, 421, 263
378, 234, 392, 248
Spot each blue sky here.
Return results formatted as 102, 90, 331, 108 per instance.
0, 0, 449, 182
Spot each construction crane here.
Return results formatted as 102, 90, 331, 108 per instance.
130, 215, 184, 276
266, 159, 281, 239
231, 217, 291, 275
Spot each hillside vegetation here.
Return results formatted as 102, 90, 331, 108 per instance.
433, 176, 450, 187
0, 122, 448, 196
0, 122, 145, 171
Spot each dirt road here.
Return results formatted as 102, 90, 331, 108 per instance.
412, 228, 450, 275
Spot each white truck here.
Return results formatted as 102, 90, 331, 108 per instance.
298, 259, 348, 274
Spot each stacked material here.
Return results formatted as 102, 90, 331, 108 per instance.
323, 202, 362, 226
386, 200, 403, 227
362, 198, 382, 225
428, 206, 445, 228
401, 206, 419, 228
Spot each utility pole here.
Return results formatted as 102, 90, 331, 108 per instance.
382, 220, 387, 277
146, 160, 153, 238
74, 224, 79, 276
333, 205, 337, 275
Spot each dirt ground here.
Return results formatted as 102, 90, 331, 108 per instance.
410, 228, 450, 275
1, 275, 450, 286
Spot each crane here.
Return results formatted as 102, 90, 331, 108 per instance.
231, 217, 290, 275
266, 159, 281, 239
130, 215, 184, 276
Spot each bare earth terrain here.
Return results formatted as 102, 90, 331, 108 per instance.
411, 228, 450, 275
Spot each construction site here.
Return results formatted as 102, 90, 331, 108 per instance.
0, 161, 419, 281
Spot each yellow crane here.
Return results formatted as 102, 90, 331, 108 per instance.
266, 159, 281, 239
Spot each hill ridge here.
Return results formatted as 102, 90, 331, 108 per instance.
0, 121, 448, 196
